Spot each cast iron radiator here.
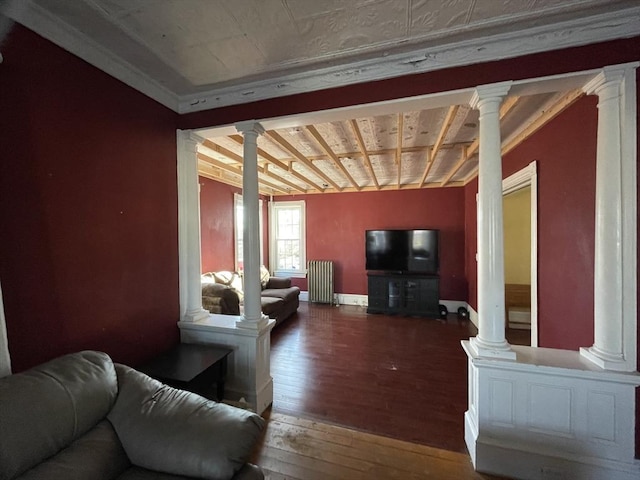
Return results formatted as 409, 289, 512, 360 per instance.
308, 260, 334, 304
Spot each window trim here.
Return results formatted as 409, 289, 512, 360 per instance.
269, 200, 306, 278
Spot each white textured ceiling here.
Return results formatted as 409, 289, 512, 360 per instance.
3, 0, 638, 111
2, 0, 637, 194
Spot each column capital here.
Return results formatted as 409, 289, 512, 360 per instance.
469, 81, 513, 109
235, 121, 265, 137
583, 63, 638, 96
177, 129, 198, 153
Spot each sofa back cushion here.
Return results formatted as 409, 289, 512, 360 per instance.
109, 364, 265, 480
0, 351, 118, 480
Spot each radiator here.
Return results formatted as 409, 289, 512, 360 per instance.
308, 260, 334, 304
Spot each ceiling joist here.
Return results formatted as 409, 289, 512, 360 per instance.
418, 105, 459, 188
463, 89, 584, 184
265, 130, 342, 191
305, 125, 361, 191
197, 152, 289, 194
349, 119, 380, 190
228, 134, 320, 192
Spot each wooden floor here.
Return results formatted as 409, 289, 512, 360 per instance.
251, 302, 523, 479
270, 302, 477, 452
251, 411, 505, 479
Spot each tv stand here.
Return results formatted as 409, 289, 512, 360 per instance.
367, 272, 440, 318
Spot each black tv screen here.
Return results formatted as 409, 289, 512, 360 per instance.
365, 229, 439, 274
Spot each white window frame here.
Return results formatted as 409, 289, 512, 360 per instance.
269, 200, 306, 278
234, 193, 263, 272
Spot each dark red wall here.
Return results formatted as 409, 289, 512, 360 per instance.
199, 176, 270, 273
464, 96, 598, 350
276, 188, 466, 299
0, 26, 180, 371
200, 177, 239, 272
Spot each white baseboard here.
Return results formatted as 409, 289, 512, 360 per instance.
302, 292, 474, 312
300, 292, 368, 306
468, 305, 479, 328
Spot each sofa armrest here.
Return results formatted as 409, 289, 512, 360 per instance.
202, 283, 240, 315
265, 277, 291, 289
109, 365, 265, 480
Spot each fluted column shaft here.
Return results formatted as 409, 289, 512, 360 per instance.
236, 121, 268, 329
469, 83, 515, 359
177, 130, 209, 322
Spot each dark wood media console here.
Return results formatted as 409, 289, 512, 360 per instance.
367, 272, 440, 318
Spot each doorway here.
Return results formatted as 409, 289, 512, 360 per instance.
502, 162, 538, 347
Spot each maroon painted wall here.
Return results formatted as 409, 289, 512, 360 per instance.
200, 177, 239, 272
464, 96, 598, 350
199, 176, 270, 273
276, 188, 466, 299
0, 26, 180, 371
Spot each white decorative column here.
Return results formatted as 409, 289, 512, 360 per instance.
580, 64, 638, 372
177, 130, 209, 323
235, 121, 269, 330
468, 82, 515, 360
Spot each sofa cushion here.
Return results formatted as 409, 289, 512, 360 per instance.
16, 420, 130, 480
0, 351, 118, 480
261, 286, 300, 303
259, 296, 284, 316
108, 365, 265, 480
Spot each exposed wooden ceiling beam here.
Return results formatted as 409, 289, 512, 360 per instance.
259, 165, 306, 194
417, 147, 433, 188
265, 130, 342, 191
417, 105, 459, 188
439, 147, 467, 187
501, 90, 583, 156
198, 162, 272, 195
197, 152, 289, 194
305, 125, 360, 191
349, 119, 380, 190
201, 139, 304, 193
228, 133, 323, 192
463, 90, 584, 183
396, 113, 403, 188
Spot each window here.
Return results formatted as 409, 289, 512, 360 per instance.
270, 201, 306, 277
234, 193, 263, 272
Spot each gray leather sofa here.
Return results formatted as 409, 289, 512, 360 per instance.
0, 350, 265, 480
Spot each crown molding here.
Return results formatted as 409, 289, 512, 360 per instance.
179, 6, 640, 113
2, 0, 179, 111
3, 1, 638, 114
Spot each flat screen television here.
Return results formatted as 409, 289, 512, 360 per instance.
365, 229, 439, 274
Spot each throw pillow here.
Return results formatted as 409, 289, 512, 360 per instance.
259, 265, 270, 289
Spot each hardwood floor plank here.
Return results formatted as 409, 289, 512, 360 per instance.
254, 302, 512, 478
270, 303, 476, 452
252, 411, 506, 479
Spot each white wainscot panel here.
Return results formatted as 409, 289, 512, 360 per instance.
527, 383, 573, 437
462, 342, 640, 480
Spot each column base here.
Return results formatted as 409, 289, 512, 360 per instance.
580, 346, 629, 371
183, 308, 210, 323
469, 336, 516, 360
236, 313, 270, 330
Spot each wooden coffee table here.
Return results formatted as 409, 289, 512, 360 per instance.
139, 343, 233, 401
